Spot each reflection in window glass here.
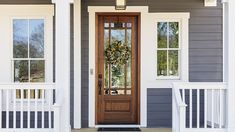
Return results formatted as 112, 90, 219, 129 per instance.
168, 50, 178, 76
157, 50, 167, 76
30, 60, 45, 82
29, 19, 44, 58
157, 22, 167, 48
157, 22, 180, 77
13, 19, 45, 99
13, 20, 28, 58
14, 60, 29, 82
169, 22, 179, 48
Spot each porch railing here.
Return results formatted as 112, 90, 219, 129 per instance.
0, 83, 57, 132
172, 82, 227, 132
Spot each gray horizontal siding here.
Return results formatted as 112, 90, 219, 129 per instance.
147, 89, 172, 127
82, 0, 223, 128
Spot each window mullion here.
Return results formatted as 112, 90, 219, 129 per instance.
28, 19, 30, 83
167, 22, 169, 76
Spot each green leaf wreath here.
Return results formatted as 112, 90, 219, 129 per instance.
104, 40, 131, 66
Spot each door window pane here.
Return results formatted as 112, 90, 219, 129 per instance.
111, 29, 125, 44
111, 65, 125, 88
13, 20, 28, 58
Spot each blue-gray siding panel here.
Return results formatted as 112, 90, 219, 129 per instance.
147, 89, 172, 127
82, 0, 223, 128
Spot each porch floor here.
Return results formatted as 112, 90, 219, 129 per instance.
72, 128, 172, 132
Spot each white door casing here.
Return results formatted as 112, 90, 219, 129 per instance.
88, 6, 189, 127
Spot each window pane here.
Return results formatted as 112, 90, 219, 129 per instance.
157, 22, 167, 48
29, 19, 44, 58
30, 60, 45, 82
169, 22, 179, 48
13, 20, 28, 58
168, 50, 179, 76
14, 60, 29, 82
157, 50, 167, 76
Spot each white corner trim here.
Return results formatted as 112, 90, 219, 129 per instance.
74, 0, 81, 129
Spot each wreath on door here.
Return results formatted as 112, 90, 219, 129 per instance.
104, 40, 131, 66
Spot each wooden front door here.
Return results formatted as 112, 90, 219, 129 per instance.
96, 14, 139, 124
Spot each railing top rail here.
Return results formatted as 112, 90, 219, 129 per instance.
172, 82, 227, 90
0, 83, 55, 90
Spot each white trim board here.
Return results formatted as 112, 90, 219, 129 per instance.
74, 0, 82, 129
88, 6, 190, 128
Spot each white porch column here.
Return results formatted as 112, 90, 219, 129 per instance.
225, 0, 235, 132
74, 0, 82, 129
52, 0, 73, 131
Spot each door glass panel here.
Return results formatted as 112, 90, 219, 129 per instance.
111, 29, 125, 44
104, 20, 132, 96
104, 29, 109, 89
111, 65, 125, 88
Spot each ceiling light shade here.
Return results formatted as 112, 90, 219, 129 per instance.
116, 0, 126, 10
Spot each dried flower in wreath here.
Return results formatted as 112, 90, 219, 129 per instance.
104, 40, 131, 66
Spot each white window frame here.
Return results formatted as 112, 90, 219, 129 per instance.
0, 5, 54, 103
152, 13, 190, 82
12, 18, 46, 85
156, 19, 182, 80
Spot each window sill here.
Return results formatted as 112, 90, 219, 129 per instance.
156, 76, 180, 80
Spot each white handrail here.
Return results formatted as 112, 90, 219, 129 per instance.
0, 83, 55, 90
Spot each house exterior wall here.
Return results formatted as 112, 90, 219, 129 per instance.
0, 0, 223, 129
81, 0, 223, 128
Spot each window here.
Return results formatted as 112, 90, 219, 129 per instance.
157, 21, 181, 79
13, 19, 45, 99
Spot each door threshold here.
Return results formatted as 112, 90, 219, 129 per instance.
95, 125, 141, 128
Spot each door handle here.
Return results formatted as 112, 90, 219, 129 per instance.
98, 74, 102, 95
